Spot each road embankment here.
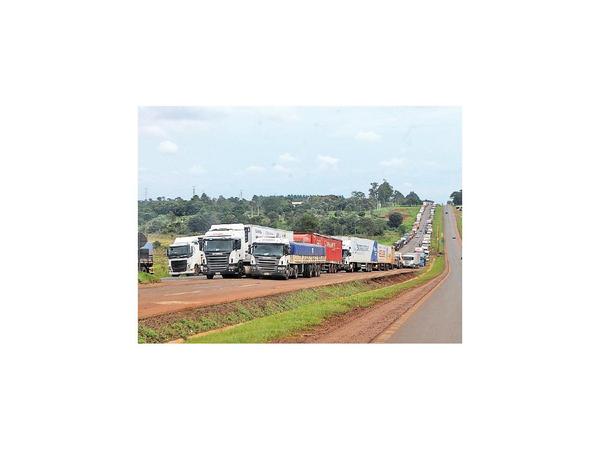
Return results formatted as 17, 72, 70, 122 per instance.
139, 270, 419, 343
184, 255, 446, 344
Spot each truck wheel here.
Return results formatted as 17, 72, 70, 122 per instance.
292, 267, 298, 279
304, 267, 311, 278
282, 269, 289, 280
194, 265, 201, 276
172, 274, 180, 277
206, 274, 215, 280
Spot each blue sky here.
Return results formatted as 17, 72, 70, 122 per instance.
138, 107, 461, 203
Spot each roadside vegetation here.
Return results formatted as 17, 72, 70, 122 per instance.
138, 280, 392, 343
453, 207, 462, 238
186, 257, 446, 344
139, 179, 426, 241
432, 205, 444, 255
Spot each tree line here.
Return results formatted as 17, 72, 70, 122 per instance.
139, 179, 423, 237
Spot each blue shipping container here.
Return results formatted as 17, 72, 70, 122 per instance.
290, 242, 325, 257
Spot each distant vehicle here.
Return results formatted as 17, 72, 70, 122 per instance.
394, 252, 405, 268
138, 241, 154, 273
167, 236, 205, 276
401, 253, 419, 268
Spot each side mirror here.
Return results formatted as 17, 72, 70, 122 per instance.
284, 245, 290, 255
234, 240, 241, 250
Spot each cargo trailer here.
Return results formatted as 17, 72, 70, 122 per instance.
293, 232, 342, 272
376, 244, 394, 270
334, 236, 378, 272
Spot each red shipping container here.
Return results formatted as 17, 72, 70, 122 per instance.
293, 232, 342, 264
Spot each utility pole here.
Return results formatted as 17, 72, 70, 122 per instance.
240, 190, 243, 200
144, 187, 148, 200
192, 186, 196, 197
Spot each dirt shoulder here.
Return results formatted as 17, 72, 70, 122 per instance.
278, 254, 450, 343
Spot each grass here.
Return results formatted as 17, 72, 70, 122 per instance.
145, 233, 176, 279
138, 281, 376, 343
453, 207, 462, 238
432, 205, 444, 255
138, 271, 161, 284
186, 256, 446, 344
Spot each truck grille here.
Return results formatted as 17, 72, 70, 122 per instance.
206, 254, 229, 272
255, 256, 279, 272
171, 260, 187, 272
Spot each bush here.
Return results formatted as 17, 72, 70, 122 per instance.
388, 212, 403, 228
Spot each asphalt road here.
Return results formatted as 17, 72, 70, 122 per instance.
385, 204, 462, 343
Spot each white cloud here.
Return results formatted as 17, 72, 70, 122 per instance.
355, 131, 382, 142
317, 155, 339, 170
380, 157, 404, 167
279, 152, 298, 162
245, 165, 266, 173
158, 140, 178, 153
189, 164, 206, 175
273, 164, 291, 174
139, 124, 167, 138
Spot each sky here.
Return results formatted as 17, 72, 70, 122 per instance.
138, 106, 461, 203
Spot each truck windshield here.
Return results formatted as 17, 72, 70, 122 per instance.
204, 239, 234, 252
253, 243, 284, 257
404, 256, 414, 261
167, 245, 190, 258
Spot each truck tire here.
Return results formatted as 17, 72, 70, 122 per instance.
206, 274, 215, 280
282, 269, 289, 280
304, 266, 312, 278
292, 267, 298, 279
194, 265, 201, 276
172, 274, 180, 277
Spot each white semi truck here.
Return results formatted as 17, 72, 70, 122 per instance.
334, 236, 378, 272
250, 237, 325, 279
202, 224, 292, 279
167, 235, 205, 276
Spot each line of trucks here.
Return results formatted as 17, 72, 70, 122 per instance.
161, 214, 428, 280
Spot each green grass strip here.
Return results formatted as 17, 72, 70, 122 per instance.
186, 256, 446, 344
138, 271, 161, 284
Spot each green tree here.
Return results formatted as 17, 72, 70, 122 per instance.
450, 189, 462, 205
404, 191, 422, 205
295, 213, 319, 232
377, 179, 394, 205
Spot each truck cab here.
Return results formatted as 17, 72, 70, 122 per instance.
250, 238, 325, 279
202, 224, 246, 279
167, 236, 205, 276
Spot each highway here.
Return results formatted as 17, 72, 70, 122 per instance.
385, 204, 462, 343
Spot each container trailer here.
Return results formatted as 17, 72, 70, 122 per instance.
334, 236, 378, 272
293, 232, 342, 273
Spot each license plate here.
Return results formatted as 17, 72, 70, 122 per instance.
263, 272, 271, 276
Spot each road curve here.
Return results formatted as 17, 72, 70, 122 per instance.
385, 204, 462, 343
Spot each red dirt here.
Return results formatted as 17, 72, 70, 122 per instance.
138, 268, 417, 319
